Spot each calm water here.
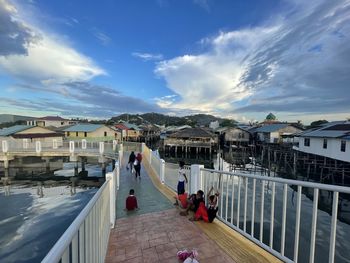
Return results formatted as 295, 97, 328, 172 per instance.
0, 156, 113, 263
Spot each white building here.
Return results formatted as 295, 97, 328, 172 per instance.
295, 122, 350, 163
27, 116, 77, 128
209, 121, 219, 130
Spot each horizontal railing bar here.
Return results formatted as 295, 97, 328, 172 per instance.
200, 168, 350, 194
41, 179, 110, 263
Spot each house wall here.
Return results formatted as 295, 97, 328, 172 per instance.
297, 137, 350, 162
36, 120, 71, 127
258, 126, 302, 143
224, 128, 250, 143
65, 126, 119, 141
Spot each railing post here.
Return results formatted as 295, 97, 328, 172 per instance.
118, 150, 123, 167
2, 140, 8, 153
52, 139, 58, 149
141, 142, 146, 154
107, 166, 118, 229
35, 141, 41, 154
160, 159, 165, 184
69, 141, 75, 153
190, 164, 204, 193
149, 150, 152, 165
112, 140, 117, 151
23, 139, 29, 149
82, 139, 87, 150
99, 142, 104, 154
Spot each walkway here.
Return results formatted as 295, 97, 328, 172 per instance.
106, 152, 280, 263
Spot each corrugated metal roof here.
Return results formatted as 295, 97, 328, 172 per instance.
63, 124, 104, 132
254, 124, 289, 133
301, 130, 348, 138
0, 125, 32, 136
37, 116, 68, 121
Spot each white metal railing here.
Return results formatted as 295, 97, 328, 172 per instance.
41, 165, 119, 263
0, 139, 120, 157
199, 168, 350, 263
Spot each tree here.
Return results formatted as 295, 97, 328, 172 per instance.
310, 120, 328, 128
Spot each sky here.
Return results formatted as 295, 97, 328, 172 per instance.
0, 0, 349, 124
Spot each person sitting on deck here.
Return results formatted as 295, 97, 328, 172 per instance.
125, 189, 138, 211
180, 190, 208, 222
207, 186, 220, 223
173, 188, 188, 208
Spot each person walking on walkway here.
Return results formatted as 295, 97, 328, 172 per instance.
134, 159, 141, 178
128, 151, 136, 172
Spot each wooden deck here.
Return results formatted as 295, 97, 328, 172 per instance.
142, 157, 282, 263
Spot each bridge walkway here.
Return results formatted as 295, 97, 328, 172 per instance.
106, 152, 280, 263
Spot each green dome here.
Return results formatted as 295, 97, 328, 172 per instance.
266, 113, 276, 120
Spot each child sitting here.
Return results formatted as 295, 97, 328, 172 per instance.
174, 189, 188, 208
207, 186, 220, 223
192, 190, 208, 222
125, 189, 138, 211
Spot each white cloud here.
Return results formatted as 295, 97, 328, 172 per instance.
132, 52, 164, 61
155, 0, 350, 120
92, 28, 111, 46
0, 0, 105, 85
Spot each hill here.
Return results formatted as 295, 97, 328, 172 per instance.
110, 113, 236, 127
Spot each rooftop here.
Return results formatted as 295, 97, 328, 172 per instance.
37, 116, 69, 121
300, 122, 350, 138
253, 123, 290, 133
63, 124, 104, 132
0, 125, 33, 136
169, 127, 215, 138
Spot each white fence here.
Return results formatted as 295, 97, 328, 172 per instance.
41, 165, 119, 263
199, 168, 350, 263
0, 139, 120, 157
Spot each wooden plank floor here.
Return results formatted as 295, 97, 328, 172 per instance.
143, 157, 282, 263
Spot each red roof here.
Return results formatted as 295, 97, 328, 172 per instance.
115, 123, 129, 130
37, 116, 68, 121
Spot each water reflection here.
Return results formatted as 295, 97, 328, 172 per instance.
0, 156, 112, 263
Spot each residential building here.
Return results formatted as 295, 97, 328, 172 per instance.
253, 123, 303, 144
221, 127, 251, 146
209, 120, 219, 130
115, 122, 141, 141
295, 122, 350, 163
164, 127, 217, 153
64, 124, 120, 142
27, 116, 77, 127
0, 125, 63, 144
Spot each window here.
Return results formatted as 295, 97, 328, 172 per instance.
84, 132, 87, 137
67, 132, 70, 136
304, 138, 310, 147
341, 140, 346, 152
76, 132, 78, 137
241, 133, 245, 139
104, 131, 107, 137
323, 139, 327, 149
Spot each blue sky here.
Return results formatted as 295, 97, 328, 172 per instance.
0, 0, 349, 123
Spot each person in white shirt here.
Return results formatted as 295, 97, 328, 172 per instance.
177, 161, 188, 195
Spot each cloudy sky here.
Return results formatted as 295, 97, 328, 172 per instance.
0, 0, 349, 123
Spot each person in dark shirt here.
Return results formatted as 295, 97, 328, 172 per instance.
125, 189, 138, 211
127, 152, 136, 172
